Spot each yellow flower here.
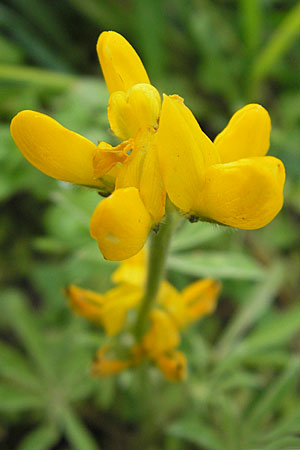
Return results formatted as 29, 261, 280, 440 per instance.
66, 283, 142, 337
111, 249, 221, 328
155, 96, 285, 229
90, 32, 166, 260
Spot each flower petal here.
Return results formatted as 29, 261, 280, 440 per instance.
90, 187, 152, 261
155, 95, 215, 213
143, 309, 180, 358
181, 279, 221, 323
111, 249, 146, 286
66, 285, 104, 324
108, 84, 161, 140
155, 351, 187, 381
214, 104, 271, 163
194, 156, 285, 229
101, 285, 142, 336
10, 110, 101, 187
97, 31, 150, 94
93, 140, 132, 178
139, 143, 166, 223
92, 347, 131, 377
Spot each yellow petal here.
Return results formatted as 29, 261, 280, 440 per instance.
181, 279, 221, 324
194, 156, 285, 229
108, 84, 161, 140
155, 351, 187, 382
115, 127, 151, 190
155, 95, 210, 213
214, 104, 271, 163
92, 347, 131, 377
143, 309, 180, 358
158, 281, 187, 328
97, 31, 150, 94
93, 140, 132, 178
66, 285, 104, 324
111, 249, 146, 286
100, 285, 142, 336
90, 187, 152, 261
10, 110, 102, 188
139, 142, 166, 223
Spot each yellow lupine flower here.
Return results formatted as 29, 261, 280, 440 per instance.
66, 282, 142, 337
155, 95, 285, 229
91, 33, 166, 260
10, 31, 166, 261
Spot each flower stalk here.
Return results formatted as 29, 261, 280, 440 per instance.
134, 202, 178, 340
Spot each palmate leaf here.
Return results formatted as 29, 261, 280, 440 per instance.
171, 221, 227, 252
0, 341, 41, 390
3, 290, 51, 378
242, 303, 300, 352
0, 384, 43, 414
216, 262, 285, 358
245, 358, 300, 432
167, 417, 224, 450
60, 407, 100, 450
168, 251, 264, 280
17, 424, 60, 450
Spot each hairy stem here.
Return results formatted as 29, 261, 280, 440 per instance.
134, 204, 178, 340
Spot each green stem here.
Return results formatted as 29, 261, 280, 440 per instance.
134, 205, 178, 340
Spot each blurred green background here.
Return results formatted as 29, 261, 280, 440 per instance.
1, 0, 300, 449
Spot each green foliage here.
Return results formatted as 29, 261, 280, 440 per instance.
1, 1, 300, 449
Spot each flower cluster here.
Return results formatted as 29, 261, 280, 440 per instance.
10, 31, 285, 262
66, 250, 221, 381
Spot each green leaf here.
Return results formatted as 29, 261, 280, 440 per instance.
252, 1, 300, 82
243, 304, 300, 352
216, 262, 285, 358
17, 424, 59, 450
0, 64, 75, 90
61, 407, 100, 450
0, 384, 42, 413
171, 222, 227, 252
168, 417, 224, 450
3, 290, 51, 378
168, 251, 264, 280
0, 341, 40, 390
246, 358, 300, 431
239, 0, 262, 56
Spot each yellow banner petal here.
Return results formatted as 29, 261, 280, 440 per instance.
155, 95, 207, 213
10, 110, 101, 188
108, 84, 161, 140
97, 31, 150, 94
214, 104, 271, 163
195, 156, 285, 229
90, 187, 152, 261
